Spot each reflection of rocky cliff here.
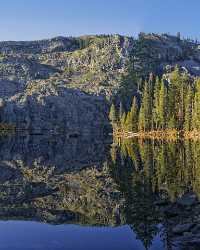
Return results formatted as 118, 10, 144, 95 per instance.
0, 133, 121, 226
0, 165, 122, 226
0, 133, 111, 173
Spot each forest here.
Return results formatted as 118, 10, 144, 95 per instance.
109, 66, 200, 138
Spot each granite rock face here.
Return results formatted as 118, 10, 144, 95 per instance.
0, 81, 110, 135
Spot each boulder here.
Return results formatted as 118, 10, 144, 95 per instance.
172, 223, 195, 234
177, 193, 198, 207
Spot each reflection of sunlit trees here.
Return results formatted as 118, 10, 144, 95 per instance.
113, 138, 200, 200
109, 138, 200, 249
191, 140, 200, 197
127, 175, 159, 250
153, 141, 188, 200
109, 141, 159, 249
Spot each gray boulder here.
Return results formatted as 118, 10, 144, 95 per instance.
172, 223, 195, 234
177, 193, 198, 206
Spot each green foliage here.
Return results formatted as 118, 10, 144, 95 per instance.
125, 97, 139, 132
184, 85, 194, 131
158, 81, 168, 129
120, 112, 127, 129
192, 78, 200, 130
152, 77, 161, 129
110, 67, 200, 134
138, 81, 152, 131
109, 103, 117, 124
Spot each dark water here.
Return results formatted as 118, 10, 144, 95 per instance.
0, 133, 199, 250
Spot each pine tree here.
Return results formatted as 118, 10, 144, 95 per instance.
158, 81, 168, 130
138, 82, 152, 131
192, 78, 200, 130
167, 66, 181, 129
125, 111, 132, 131
109, 103, 117, 129
120, 112, 127, 131
152, 77, 161, 130
125, 96, 139, 132
184, 85, 193, 131
131, 97, 139, 132
177, 32, 181, 41
119, 102, 124, 120
178, 73, 189, 129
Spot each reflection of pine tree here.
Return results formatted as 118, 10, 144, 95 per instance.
160, 218, 173, 250
109, 140, 159, 249
128, 176, 159, 250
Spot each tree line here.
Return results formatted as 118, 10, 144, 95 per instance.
109, 66, 200, 134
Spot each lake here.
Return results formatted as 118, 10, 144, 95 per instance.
0, 133, 199, 250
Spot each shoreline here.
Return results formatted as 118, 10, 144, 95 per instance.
114, 130, 200, 140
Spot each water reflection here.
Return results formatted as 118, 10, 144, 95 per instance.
112, 138, 200, 200
0, 134, 199, 249
110, 138, 200, 250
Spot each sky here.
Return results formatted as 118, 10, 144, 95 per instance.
0, 0, 200, 41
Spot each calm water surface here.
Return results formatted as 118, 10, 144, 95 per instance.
0, 134, 199, 250
0, 222, 163, 250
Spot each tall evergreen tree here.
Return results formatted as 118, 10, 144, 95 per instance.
131, 97, 139, 132
125, 96, 139, 132
178, 73, 189, 129
138, 81, 152, 131
184, 85, 193, 131
167, 66, 184, 129
120, 112, 127, 130
119, 102, 124, 120
192, 78, 200, 130
167, 83, 176, 129
109, 103, 117, 128
158, 81, 168, 130
152, 77, 161, 130
109, 103, 117, 122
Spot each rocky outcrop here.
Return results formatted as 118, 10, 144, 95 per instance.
155, 192, 200, 249
0, 82, 110, 134
0, 55, 58, 83
134, 33, 200, 76
0, 36, 79, 54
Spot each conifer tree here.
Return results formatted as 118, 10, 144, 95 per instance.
158, 81, 168, 130
152, 77, 161, 130
125, 111, 132, 132
138, 82, 152, 131
178, 73, 189, 129
119, 102, 124, 120
192, 78, 200, 130
120, 112, 127, 131
184, 85, 193, 131
131, 97, 139, 132
125, 96, 139, 132
109, 103, 117, 128
167, 84, 176, 129
167, 66, 180, 129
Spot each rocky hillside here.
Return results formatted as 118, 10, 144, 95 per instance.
0, 33, 200, 132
